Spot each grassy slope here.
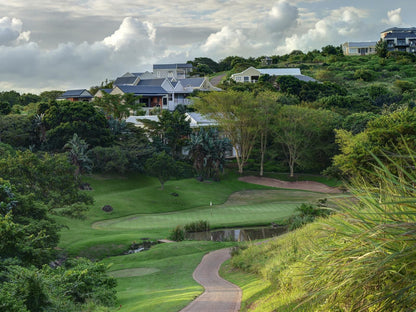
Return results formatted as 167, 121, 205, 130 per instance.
219, 223, 324, 311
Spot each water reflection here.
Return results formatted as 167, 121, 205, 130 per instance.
185, 226, 287, 242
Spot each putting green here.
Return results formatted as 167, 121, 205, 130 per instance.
93, 190, 326, 231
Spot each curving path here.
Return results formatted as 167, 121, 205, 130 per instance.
180, 248, 241, 312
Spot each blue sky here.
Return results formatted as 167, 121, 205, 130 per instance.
0, 0, 415, 93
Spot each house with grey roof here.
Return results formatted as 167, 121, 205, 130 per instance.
342, 42, 377, 56
153, 63, 193, 79
381, 27, 416, 53
94, 88, 112, 98
113, 71, 156, 86
57, 89, 93, 102
231, 66, 316, 83
111, 85, 169, 113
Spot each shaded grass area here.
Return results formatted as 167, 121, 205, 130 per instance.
260, 172, 342, 187
101, 241, 234, 312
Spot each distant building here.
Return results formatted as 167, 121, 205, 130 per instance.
153, 63, 193, 79
381, 27, 416, 53
230, 66, 316, 83
342, 42, 377, 56
57, 89, 93, 102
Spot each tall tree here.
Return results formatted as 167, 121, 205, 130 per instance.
64, 133, 92, 178
94, 92, 139, 120
189, 127, 231, 180
194, 90, 260, 174
273, 105, 340, 177
255, 91, 280, 176
145, 151, 177, 190
142, 110, 191, 159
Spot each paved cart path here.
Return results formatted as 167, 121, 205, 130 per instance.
180, 248, 241, 312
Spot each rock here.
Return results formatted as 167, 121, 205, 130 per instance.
102, 205, 113, 212
80, 183, 93, 190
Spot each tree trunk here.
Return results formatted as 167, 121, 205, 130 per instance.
260, 132, 266, 177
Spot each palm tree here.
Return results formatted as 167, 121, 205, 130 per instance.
64, 133, 92, 178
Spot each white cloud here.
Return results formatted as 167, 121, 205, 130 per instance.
385, 8, 402, 25
265, 0, 299, 33
276, 6, 368, 54
0, 17, 160, 92
0, 17, 30, 46
103, 17, 155, 51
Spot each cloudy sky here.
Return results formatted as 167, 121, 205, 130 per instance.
0, 0, 415, 93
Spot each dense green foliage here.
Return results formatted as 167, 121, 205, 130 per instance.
43, 100, 111, 150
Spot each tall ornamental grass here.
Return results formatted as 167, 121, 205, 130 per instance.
302, 150, 416, 311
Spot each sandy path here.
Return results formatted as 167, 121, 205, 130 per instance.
180, 248, 241, 312
239, 176, 342, 194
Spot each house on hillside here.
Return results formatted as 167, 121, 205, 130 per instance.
57, 89, 93, 102
94, 88, 112, 98
230, 67, 315, 83
109, 74, 220, 113
185, 112, 217, 128
153, 63, 193, 79
381, 27, 416, 53
113, 71, 156, 86
111, 85, 169, 111
342, 42, 377, 56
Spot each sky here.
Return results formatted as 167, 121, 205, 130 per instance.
0, 0, 415, 94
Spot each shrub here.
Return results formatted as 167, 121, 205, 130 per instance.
184, 220, 210, 233
169, 225, 185, 241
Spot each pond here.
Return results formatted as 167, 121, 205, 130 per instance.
185, 226, 287, 242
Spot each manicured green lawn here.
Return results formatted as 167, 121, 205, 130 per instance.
102, 241, 234, 312
58, 174, 327, 258
56, 173, 338, 311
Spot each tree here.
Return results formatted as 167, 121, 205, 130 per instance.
189, 127, 232, 180
375, 39, 388, 58
0, 114, 36, 147
273, 105, 340, 177
142, 110, 191, 159
145, 151, 177, 190
194, 90, 260, 174
64, 133, 92, 178
0, 101, 11, 115
0, 150, 93, 209
94, 92, 140, 120
332, 108, 416, 180
255, 92, 280, 176
43, 100, 111, 150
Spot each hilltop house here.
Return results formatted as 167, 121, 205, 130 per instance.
153, 63, 193, 79
57, 89, 93, 102
108, 73, 220, 113
381, 27, 416, 53
230, 67, 316, 83
342, 42, 377, 56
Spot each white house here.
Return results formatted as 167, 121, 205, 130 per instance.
342, 42, 377, 56
231, 67, 315, 83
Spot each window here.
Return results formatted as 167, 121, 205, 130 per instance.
243, 76, 249, 82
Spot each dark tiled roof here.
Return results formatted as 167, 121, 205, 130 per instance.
137, 78, 166, 86
346, 41, 377, 47
178, 78, 204, 87
382, 27, 416, 33
114, 76, 138, 86
100, 89, 112, 94
153, 63, 193, 69
59, 89, 92, 98
385, 32, 416, 39
117, 85, 168, 96
293, 75, 317, 82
